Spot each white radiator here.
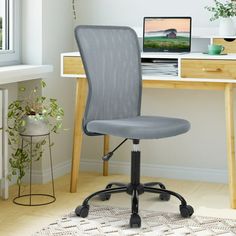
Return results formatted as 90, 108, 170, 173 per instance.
0, 89, 8, 199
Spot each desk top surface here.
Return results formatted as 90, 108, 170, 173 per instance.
62, 52, 236, 60
61, 52, 236, 83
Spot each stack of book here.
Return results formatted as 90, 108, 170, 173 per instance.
142, 59, 178, 77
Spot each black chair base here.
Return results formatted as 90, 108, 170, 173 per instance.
75, 140, 194, 228
75, 182, 194, 228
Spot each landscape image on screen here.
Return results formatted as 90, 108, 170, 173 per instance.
144, 18, 191, 52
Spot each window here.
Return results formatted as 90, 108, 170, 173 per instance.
0, 0, 20, 66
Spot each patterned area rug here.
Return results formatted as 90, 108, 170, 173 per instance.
33, 205, 236, 235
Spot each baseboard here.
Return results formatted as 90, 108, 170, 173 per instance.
80, 159, 228, 184
31, 160, 72, 184
26, 158, 228, 184
7, 160, 72, 186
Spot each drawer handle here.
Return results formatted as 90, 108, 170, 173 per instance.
202, 68, 222, 72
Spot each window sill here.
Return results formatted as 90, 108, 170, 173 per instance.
0, 65, 53, 84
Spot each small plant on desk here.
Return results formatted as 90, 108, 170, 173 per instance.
205, 0, 236, 21
205, 0, 236, 36
7, 81, 64, 186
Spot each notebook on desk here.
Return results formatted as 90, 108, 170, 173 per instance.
143, 17, 192, 54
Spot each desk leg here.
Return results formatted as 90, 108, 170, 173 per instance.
103, 135, 109, 176
70, 78, 87, 193
225, 83, 236, 208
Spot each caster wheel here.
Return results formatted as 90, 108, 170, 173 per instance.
129, 213, 141, 228
180, 205, 194, 218
159, 192, 171, 201
99, 192, 111, 201
75, 205, 89, 218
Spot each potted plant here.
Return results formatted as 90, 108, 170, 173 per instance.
7, 80, 64, 186
205, 0, 236, 36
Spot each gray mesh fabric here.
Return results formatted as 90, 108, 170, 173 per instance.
87, 116, 190, 140
75, 26, 142, 135
75, 25, 190, 139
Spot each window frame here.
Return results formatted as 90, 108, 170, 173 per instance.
0, 0, 20, 66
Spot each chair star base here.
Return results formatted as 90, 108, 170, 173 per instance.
75, 140, 194, 228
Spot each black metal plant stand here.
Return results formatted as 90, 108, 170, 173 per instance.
13, 133, 56, 206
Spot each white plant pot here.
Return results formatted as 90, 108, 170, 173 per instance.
20, 115, 50, 142
219, 18, 236, 36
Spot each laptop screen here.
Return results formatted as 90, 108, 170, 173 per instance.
143, 17, 192, 53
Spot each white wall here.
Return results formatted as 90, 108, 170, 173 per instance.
21, 0, 43, 64
41, 0, 75, 174
77, 0, 218, 28
75, 0, 233, 183
16, 0, 75, 183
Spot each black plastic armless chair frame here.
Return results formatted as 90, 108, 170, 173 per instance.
74, 25, 193, 228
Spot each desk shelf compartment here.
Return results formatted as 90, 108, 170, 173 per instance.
213, 38, 236, 54
141, 58, 178, 77
181, 59, 236, 80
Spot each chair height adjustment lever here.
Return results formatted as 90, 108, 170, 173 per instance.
102, 152, 114, 161
102, 138, 128, 161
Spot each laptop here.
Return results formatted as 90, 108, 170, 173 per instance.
143, 17, 192, 54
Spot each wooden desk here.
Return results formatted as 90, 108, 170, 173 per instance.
61, 52, 236, 209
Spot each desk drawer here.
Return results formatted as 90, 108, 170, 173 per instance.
63, 56, 85, 75
213, 38, 236, 53
181, 59, 236, 79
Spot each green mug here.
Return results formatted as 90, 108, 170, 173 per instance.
208, 44, 225, 55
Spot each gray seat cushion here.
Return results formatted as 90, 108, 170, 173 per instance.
87, 116, 190, 139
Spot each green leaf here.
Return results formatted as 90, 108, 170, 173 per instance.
205, 0, 236, 20
41, 80, 47, 88
8, 103, 14, 109
41, 139, 46, 145
15, 148, 23, 157
36, 142, 41, 149
8, 110, 14, 118
19, 86, 26, 92
50, 98, 57, 102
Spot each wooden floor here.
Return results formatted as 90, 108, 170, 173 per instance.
1, 172, 236, 236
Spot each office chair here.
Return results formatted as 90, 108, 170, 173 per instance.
74, 25, 194, 228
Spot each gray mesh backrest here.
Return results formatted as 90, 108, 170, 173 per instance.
75, 25, 142, 135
